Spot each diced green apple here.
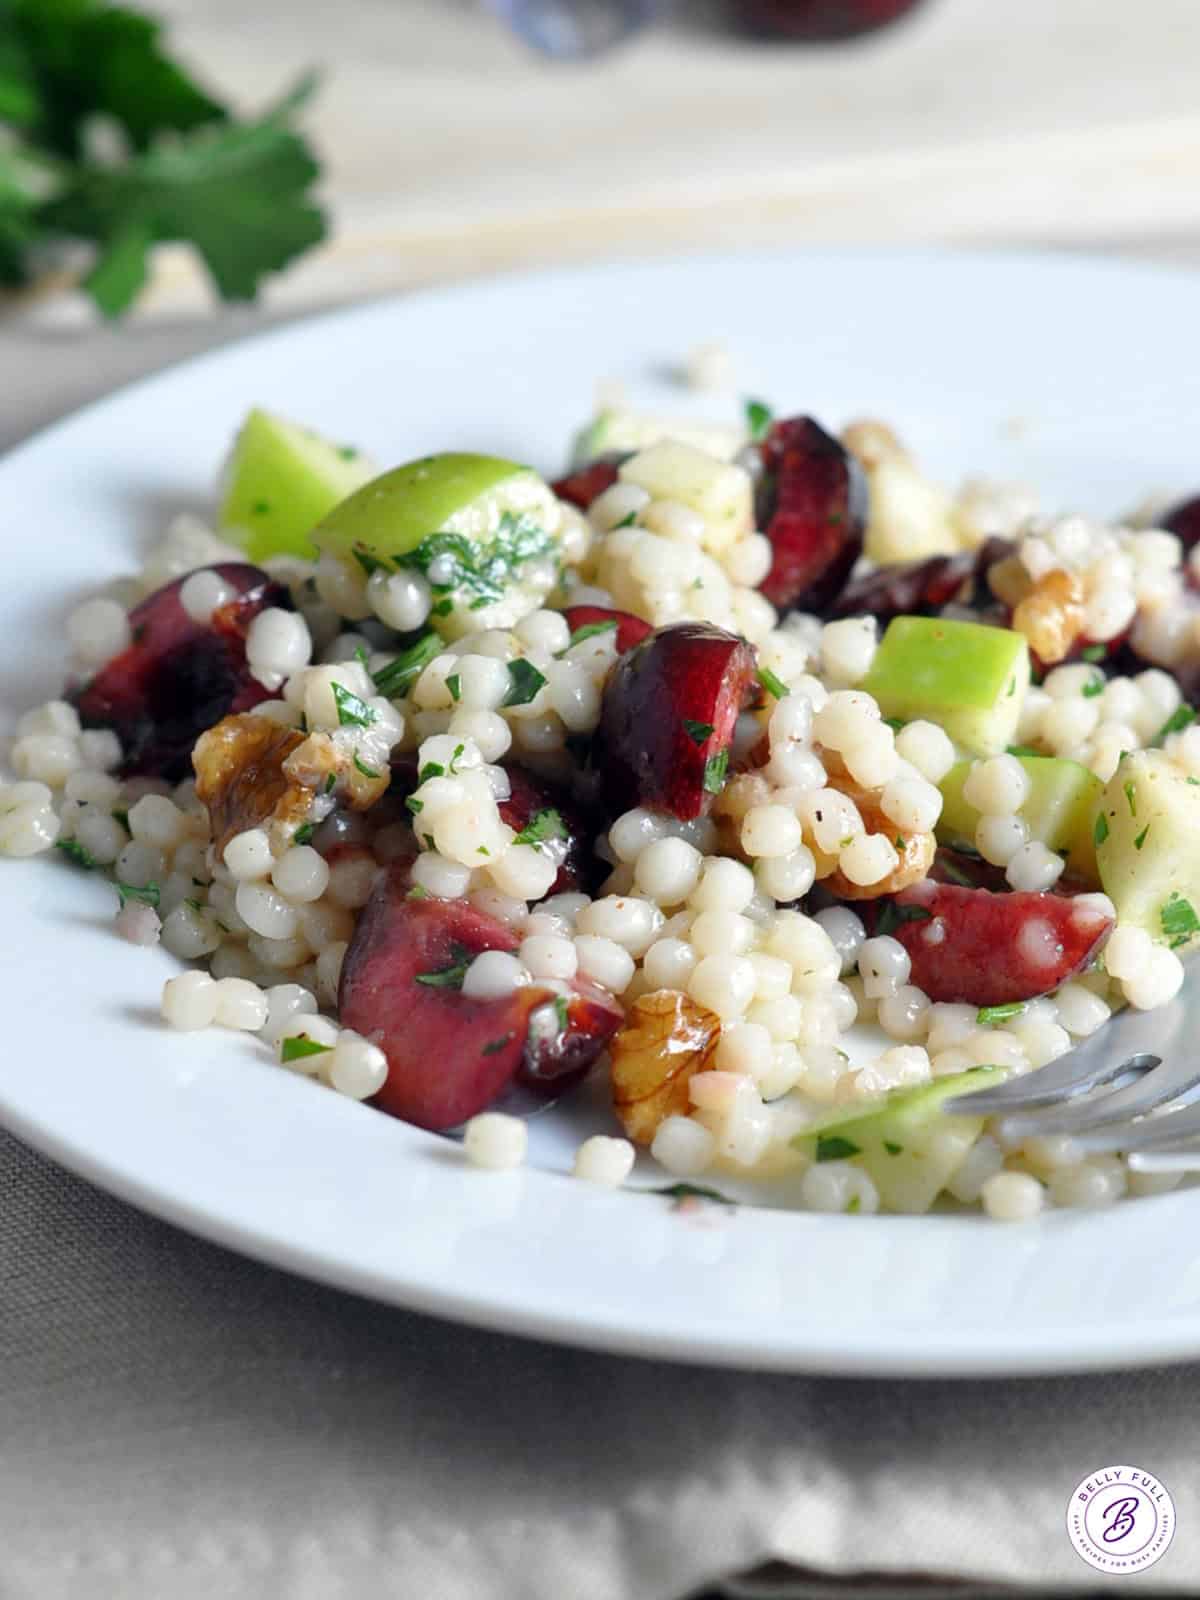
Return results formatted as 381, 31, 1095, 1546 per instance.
1096, 750, 1200, 950
863, 455, 962, 564
793, 1068, 1007, 1214
218, 408, 376, 561
938, 754, 1103, 885
618, 440, 752, 553
572, 408, 745, 466
861, 617, 1030, 756
313, 453, 563, 639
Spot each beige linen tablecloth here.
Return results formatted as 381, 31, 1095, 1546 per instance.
7, 1, 1200, 1589
3, 303, 1200, 1600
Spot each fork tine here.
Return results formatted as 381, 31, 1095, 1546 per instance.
941, 1045, 1144, 1116
992, 1052, 1193, 1145
1127, 1143, 1200, 1173
1070, 1096, 1200, 1155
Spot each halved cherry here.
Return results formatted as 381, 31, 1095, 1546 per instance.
869, 879, 1112, 1006
551, 456, 624, 510
735, 0, 927, 40
757, 416, 868, 614
594, 621, 758, 820
338, 861, 623, 1131
828, 537, 1015, 622
562, 604, 653, 655
70, 563, 289, 780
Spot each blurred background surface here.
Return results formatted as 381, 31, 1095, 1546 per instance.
18, 0, 1200, 321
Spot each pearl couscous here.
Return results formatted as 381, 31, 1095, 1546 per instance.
6, 396, 1199, 1218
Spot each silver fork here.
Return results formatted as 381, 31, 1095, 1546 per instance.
942, 991, 1200, 1172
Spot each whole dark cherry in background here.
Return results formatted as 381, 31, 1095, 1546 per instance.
732, 0, 928, 40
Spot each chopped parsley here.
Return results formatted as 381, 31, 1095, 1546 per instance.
406, 885, 429, 900
1134, 824, 1151, 851
744, 397, 774, 441
502, 659, 548, 708
553, 994, 569, 1032
1161, 893, 1200, 949
338, 445, 359, 461
353, 751, 380, 779
977, 1001, 1025, 1026
815, 1134, 861, 1163
446, 674, 462, 703
883, 1140, 904, 1156
1124, 780, 1138, 818
1093, 812, 1109, 847
371, 632, 443, 699
405, 796, 424, 815
846, 1194, 862, 1213
614, 511, 638, 529
117, 880, 160, 909
683, 719, 715, 746
418, 761, 445, 783
395, 512, 557, 611
111, 807, 130, 830
414, 949, 471, 989
1081, 676, 1104, 699
702, 749, 729, 794
54, 838, 96, 868
653, 1182, 735, 1208
1155, 704, 1196, 743
757, 666, 788, 700
875, 902, 932, 937
293, 822, 316, 846
482, 1033, 515, 1056
1080, 644, 1107, 662
280, 1036, 332, 1063
1005, 744, 1041, 759
564, 618, 619, 651
331, 682, 378, 729
351, 548, 385, 577
514, 808, 566, 847
324, 773, 337, 795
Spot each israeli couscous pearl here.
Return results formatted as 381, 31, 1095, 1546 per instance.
464, 1111, 528, 1170
519, 934, 578, 981
160, 971, 219, 1030
260, 983, 318, 1046
981, 1171, 1045, 1222
858, 936, 911, 998
66, 596, 132, 668
328, 1033, 389, 1099
271, 844, 331, 903
633, 836, 703, 902
963, 755, 1031, 816
573, 934, 636, 993
894, 720, 956, 783
650, 1114, 716, 1176
236, 881, 300, 940
212, 977, 269, 1031
224, 827, 274, 880
574, 1135, 636, 1187
1005, 840, 1065, 893
462, 950, 529, 1000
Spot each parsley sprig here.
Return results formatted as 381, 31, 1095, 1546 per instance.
0, 5, 325, 317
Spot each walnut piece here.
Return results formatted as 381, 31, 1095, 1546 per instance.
193, 714, 309, 855
610, 990, 721, 1145
1010, 568, 1085, 665
818, 757, 937, 901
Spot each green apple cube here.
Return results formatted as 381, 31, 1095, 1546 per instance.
1096, 750, 1200, 950
792, 1068, 1006, 1214
313, 453, 562, 640
938, 754, 1103, 885
571, 408, 745, 467
861, 617, 1030, 756
218, 409, 376, 562
618, 440, 752, 552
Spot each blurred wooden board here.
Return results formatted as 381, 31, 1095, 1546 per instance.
23, 0, 1200, 317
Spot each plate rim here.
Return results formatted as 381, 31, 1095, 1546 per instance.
6, 243, 1200, 1378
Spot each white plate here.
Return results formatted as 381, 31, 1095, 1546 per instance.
5, 249, 1200, 1377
